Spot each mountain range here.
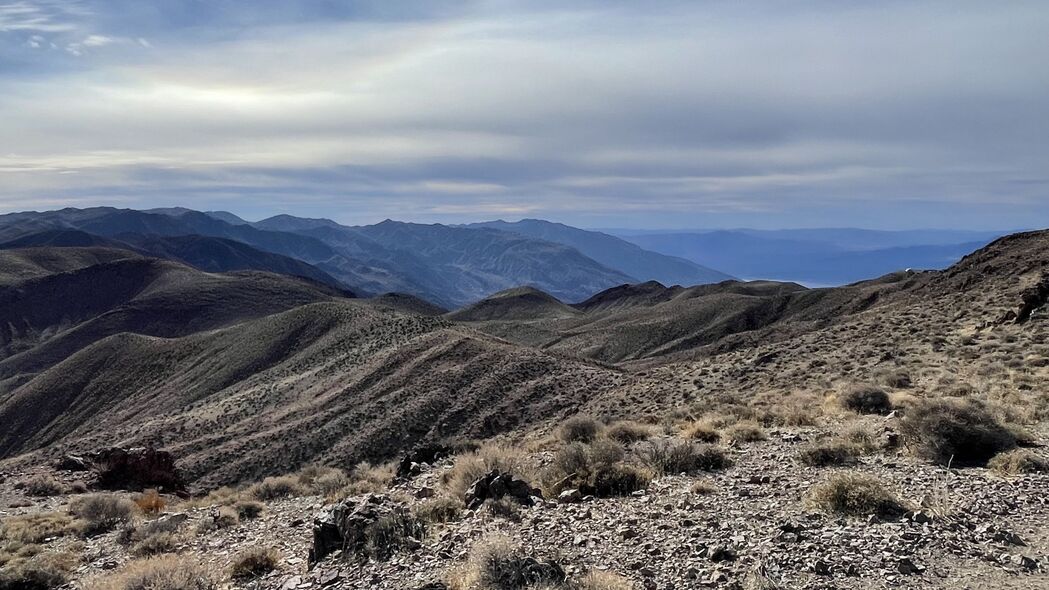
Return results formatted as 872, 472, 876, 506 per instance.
0, 208, 733, 308
0, 225, 1046, 488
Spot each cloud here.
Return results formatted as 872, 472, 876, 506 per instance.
0, 0, 1047, 228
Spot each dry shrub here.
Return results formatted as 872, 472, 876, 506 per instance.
85, 554, 216, 590
70, 494, 137, 535
558, 416, 602, 443
229, 547, 281, 579
131, 531, 180, 557
342, 462, 396, 496
988, 449, 1049, 476
840, 424, 880, 454
249, 476, 302, 501
446, 535, 564, 590
0, 512, 75, 544
839, 385, 893, 415
722, 421, 766, 444
577, 570, 636, 590
234, 500, 264, 520
682, 420, 720, 443
196, 506, 238, 535
604, 421, 653, 443
807, 473, 909, 518
441, 444, 534, 499
364, 512, 425, 560
22, 475, 66, 497
637, 440, 731, 475
415, 497, 463, 524
481, 498, 522, 522
541, 440, 648, 498
899, 399, 1016, 466
134, 489, 165, 515
690, 480, 716, 495
0, 551, 78, 590
797, 442, 855, 467
876, 368, 912, 389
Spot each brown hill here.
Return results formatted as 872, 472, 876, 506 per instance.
0, 300, 621, 487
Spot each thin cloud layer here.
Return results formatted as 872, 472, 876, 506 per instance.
1, 0, 1047, 228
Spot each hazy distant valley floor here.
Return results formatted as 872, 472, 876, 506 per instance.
4, 230, 1049, 589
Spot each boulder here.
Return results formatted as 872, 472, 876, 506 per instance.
464, 470, 543, 510
397, 445, 452, 478
55, 454, 91, 472
309, 494, 416, 565
89, 447, 185, 493
558, 489, 583, 504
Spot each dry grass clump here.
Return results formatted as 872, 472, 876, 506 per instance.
988, 449, 1049, 476
604, 421, 653, 443
0, 512, 75, 544
21, 474, 67, 497
876, 368, 912, 389
121, 515, 186, 557
364, 512, 425, 560
229, 547, 281, 579
722, 421, 767, 444
576, 570, 636, 590
558, 416, 602, 443
807, 473, 909, 518
70, 494, 137, 535
441, 444, 535, 499
133, 489, 165, 515
682, 420, 720, 443
446, 534, 564, 590
481, 498, 522, 522
85, 554, 216, 590
195, 506, 239, 534
0, 551, 78, 590
899, 399, 1016, 466
342, 462, 396, 496
839, 385, 893, 415
839, 424, 881, 454
415, 496, 463, 524
637, 440, 731, 475
249, 476, 302, 501
797, 442, 856, 467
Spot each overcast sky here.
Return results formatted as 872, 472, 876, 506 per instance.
1, 1, 1047, 229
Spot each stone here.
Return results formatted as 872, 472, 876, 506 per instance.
897, 558, 924, 575
55, 454, 91, 472
309, 494, 418, 565
463, 470, 542, 510
812, 560, 831, 576
558, 489, 583, 504
396, 445, 452, 479
415, 486, 436, 499
709, 545, 737, 563
89, 447, 186, 494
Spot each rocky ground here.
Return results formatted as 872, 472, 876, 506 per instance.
3, 416, 1048, 590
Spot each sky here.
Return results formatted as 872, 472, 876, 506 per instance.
1, 0, 1047, 230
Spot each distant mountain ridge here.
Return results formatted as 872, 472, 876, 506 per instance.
465, 219, 733, 287
1, 207, 726, 307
